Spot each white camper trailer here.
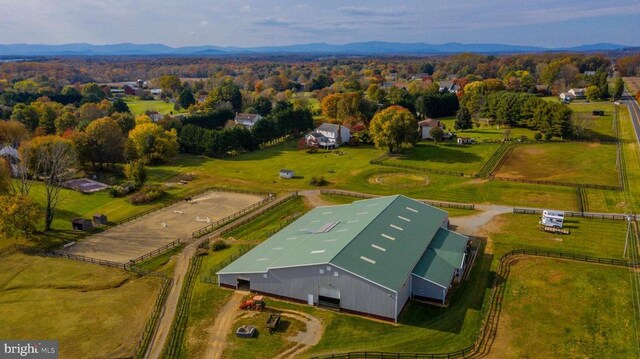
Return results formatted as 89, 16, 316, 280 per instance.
540, 209, 565, 228
540, 216, 564, 228
542, 210, 565, 220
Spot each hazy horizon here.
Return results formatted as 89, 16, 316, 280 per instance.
1, 1, 639, 48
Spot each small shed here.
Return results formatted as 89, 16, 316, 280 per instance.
72, 218, 93, 231
279, 169, 294, 179
457, 137, 475, 145
93, 214, 108, 226
592, 110, 605, 116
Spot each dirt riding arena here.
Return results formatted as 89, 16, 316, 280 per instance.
65, 191, 264, 263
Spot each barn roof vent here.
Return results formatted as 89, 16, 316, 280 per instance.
309, 221, 340, 234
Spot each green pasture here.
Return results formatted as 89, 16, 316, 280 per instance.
492, 258, 638, 358
123, 97, 187, 116
496, 142, 619, 187
383, 142, 501, 175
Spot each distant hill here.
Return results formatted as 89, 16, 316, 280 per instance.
0, 41, 632, 56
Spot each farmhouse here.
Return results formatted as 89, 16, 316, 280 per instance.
0, 145, 21, 177
234, 113, 263, 129
218, 195, 471, 322
559, 92, 574, 102
306, 123, 351, 148
568, 88, 586, 98
418, 118, 445, 140
438, 80, 460, 93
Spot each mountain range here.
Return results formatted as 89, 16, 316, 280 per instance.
0, 41, 634, 56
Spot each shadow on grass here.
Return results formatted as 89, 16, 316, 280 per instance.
275, 319, 292, 334
399, 237, 493, 334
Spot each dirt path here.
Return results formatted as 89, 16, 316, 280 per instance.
273, 310, 323, 359
146, 194, 296, 359
202, 291, 245, 359
299, 190, 331, 208
449, 204, 512, 236
147, 242, 197, 359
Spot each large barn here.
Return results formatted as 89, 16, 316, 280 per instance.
217, 195, 470, 322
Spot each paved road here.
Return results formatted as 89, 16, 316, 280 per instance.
622, 90, 640, 145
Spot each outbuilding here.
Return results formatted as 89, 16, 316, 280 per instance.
93, 214, 108, 226
279, 169, 294, 179
71, 218, 93, 231
217, 195, 470, 322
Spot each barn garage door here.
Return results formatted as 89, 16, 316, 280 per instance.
319, 286, 340, 309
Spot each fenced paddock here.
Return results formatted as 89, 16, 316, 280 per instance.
64, 191, 264, 263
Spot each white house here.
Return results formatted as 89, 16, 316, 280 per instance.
234, 113, 263, 129
568, 88, 586, 98
306, 123, 351, 148
0, 145, 21, 177
418, 118, 445, 140
438, 81, 460, 93
559, 92, 575, 102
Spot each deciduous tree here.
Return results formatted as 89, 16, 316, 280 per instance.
0, 195, 42, 236
454, 108, 473, 131
369, 106, 418, 153
79, 117, 125, 169
20, 136, 77, 230
127, 122, 178, 163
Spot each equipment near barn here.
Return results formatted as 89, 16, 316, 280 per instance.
239, 295, 265, 311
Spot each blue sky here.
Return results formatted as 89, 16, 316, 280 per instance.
1, 0, 639, 48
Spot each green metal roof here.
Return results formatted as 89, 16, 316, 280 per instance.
217, 196, 395, 274
412, 228, 469, 288
218, 195, 467, 292
330, 195, 448, 291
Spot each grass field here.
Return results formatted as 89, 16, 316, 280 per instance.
483, 214, 628, 260
496, 142, 619, 187
383, 142, 501, 175
0, 253, 161, 359
568, 101, 617, 141
145, 144, 583, 211
491, 258, 639, 358
439, 117, 538, 142
123, 97, 188, 116
619, 106, 640, 213
624, 77, 640, 95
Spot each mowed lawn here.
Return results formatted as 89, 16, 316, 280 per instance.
0, 254, 161, 359
491, 258, 639, 359
383, 142, 501, 175
439, 117, 538, 142
496, 142, 619, 186
484, 214, 627, 260
123, 97, 187, 116
147, 141, 385, 192
568, 101, 617, 141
